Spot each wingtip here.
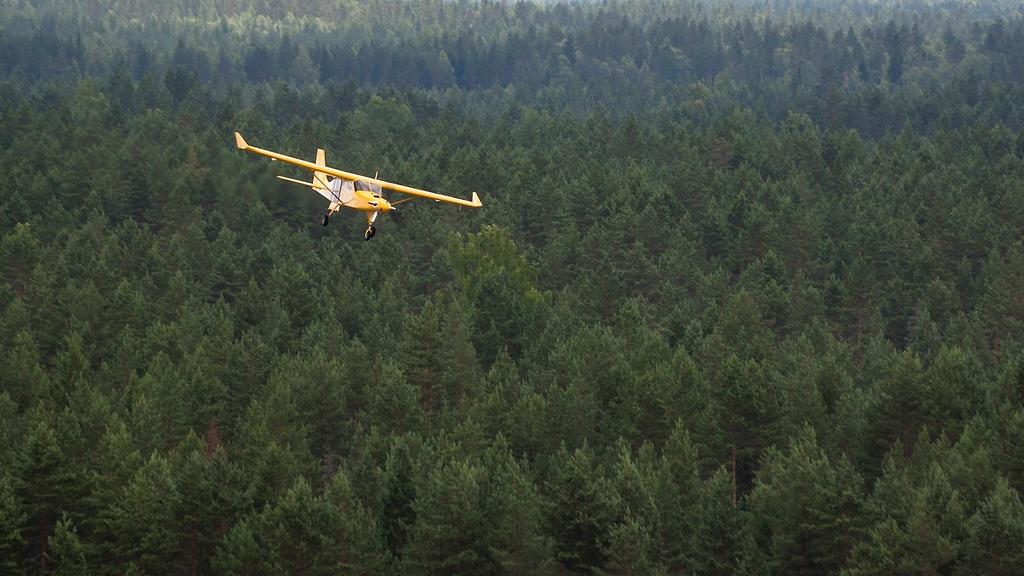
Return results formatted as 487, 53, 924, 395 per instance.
472, 192, 482, 207
234, 131, 248, 150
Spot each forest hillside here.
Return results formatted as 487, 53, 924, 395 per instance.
2, 0, 1024, 574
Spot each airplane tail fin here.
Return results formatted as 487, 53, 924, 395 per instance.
312, 148, 330, 190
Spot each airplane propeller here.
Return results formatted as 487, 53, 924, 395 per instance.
370, 169, 393, 210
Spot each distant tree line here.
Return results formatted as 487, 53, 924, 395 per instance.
4, 0, 1024, 128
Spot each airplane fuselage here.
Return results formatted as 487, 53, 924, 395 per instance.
349, 189, 393, 213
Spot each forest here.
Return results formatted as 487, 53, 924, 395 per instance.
2, 0, 1024, 574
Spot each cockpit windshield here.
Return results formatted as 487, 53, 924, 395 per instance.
354, 180, 383, 195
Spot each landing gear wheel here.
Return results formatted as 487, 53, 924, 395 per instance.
321, 214, 330, 226
364, 225, 376, 241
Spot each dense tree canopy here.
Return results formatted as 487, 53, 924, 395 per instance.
2, 0, 1024, 573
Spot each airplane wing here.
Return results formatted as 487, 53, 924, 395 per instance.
235, 132, 482, 208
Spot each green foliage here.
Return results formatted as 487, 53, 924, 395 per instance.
546, 444, 616, 574
3, 0, 1024, 572
958, 478, 1024, 575
109, 453, 182, 574
750, 427, 864, 575
16, 411, 78, 574
844, 444, 968, 576
0, 473, 25, 574
404, 450, 552, 575
48, 514, 88, 576
219, 477, 339, 575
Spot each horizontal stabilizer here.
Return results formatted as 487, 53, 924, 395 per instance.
277, 175, 316, 188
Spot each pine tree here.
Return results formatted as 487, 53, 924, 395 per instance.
211, 517, 264, 576
0, 473, 25, 575
691, 468, 742, 576
749, 427, 864, 575
16, 411, 77, 574
445, 225, 543, 364
656, 422, 704, 573
48, 514, 88, 576
321, 470, 390, 575
401, 295, 481, 414
0, 222, 41, 299
81, 417, 143, 573
958, 478, 1024, 575
404, 449, 552, 575
867, 351, 927, 470
255, 476, 333, 575
713, 354, 778, 500
382, 439, 418, 561
844, 454, 965, 576
546, 444, 616, 574
109, 454, 182, 574
403, 459, 491, 575
602, 513, 665, 576
173, 433, 234, 576
481, 449, 552, 573
366, 359, 424, 437
0, 331, 51, 409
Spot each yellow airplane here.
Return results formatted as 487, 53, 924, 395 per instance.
234, 132, 481, 240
